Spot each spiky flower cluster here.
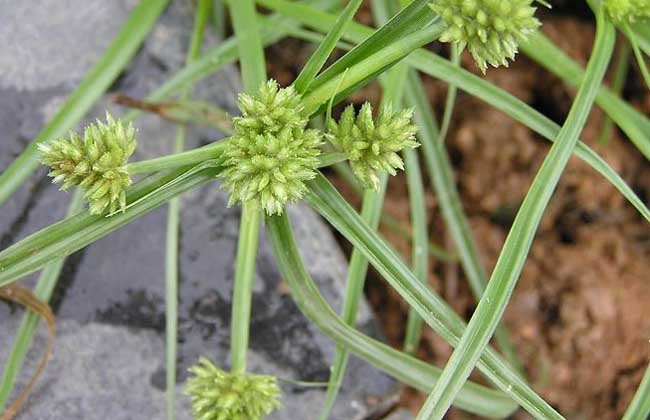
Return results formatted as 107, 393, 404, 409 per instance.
220, 80, 322, 215
604, 0, 650, 24
429, 0, 541, 72
39, 113, 136, 215
184, 357, 281, 420
327, 103, 418, 190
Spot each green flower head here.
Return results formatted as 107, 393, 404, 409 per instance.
430, 0, 541, 73
184, 357, 282, 420
604, 0, 650, 24
220, 80, 322, 216
39, 113, 136, 215
327, 103, 418, 190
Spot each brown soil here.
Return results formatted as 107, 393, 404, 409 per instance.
266, 9, 650, 420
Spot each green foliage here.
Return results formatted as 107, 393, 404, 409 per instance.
327, 103, 418, 190
184, 357, 281, 420
39, 113, 136, 215
429, 0, 540, 72
220, 80, 322, 215
604, 0, 650, 24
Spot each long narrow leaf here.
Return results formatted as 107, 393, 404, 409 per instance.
416, 12, 615, 419
521, 31, 650, 160
404, 70, 523, 370
0, 164, 220, 288
293, 0, 363, 93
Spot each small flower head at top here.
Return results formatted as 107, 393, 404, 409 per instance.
327, 102, 418, 190
604, 0, 650, 24
39, 113, 136, 215
220, 80, 322, 216
430, 0, 541, 73
184, 357, 281, 420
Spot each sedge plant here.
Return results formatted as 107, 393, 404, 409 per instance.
1, 1, 650, 420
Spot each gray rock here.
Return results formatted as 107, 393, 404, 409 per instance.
0, 1, 396, 419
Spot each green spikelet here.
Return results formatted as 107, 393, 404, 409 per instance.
604, 0, 650, 24
327, 103, 418, 190
184, 357, 281, 420
39, 113, 136, 215
220, 80, 322, 216
429, 0, 541, 73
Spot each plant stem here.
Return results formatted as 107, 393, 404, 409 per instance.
165, 1, 210, 418
415, 10, 615, 419
227, 0, 267, 375
229, 201, 261, 373
319, 177, 387, 420
598, 42, 631, 146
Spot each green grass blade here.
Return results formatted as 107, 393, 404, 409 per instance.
305, 173, 564, 420
319, 179, 388, 420
265, 212, 518, 419
0, 191, 84, 411
402, 146, 429, 355
301, 23, 445, 115
320, 14, 412, 412
598, 42, 631, 145
630, 22, 650, 55
0, 164, 220, 289
622, 363, 650, 420
229, 201, 261, 374
293, 0, 363, 93
229, 0, 267, 92
260, 1, 650, 223
625, 24, 650, 91
165, 1, 210, 417
415, 12, 615, 419
438, 45, 460, 145
521, 31, 650, 161
331, 162, 455, 262
257, 0, 436, 94
227, 0, 267, 375
368, 0, 431, 357
0, 0, 170, 207
404, 70, 523, 371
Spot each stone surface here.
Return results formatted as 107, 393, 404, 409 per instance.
0, 1, 396, 419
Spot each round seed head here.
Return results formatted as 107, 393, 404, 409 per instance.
184, 357, 281, 420
221, 80, 322, 215
327, 102, 418, 190
38, 112, 136, 215
604, 0, 650, 24
430, 0, 541, 73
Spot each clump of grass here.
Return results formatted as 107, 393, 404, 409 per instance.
1, 1, 649, 420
